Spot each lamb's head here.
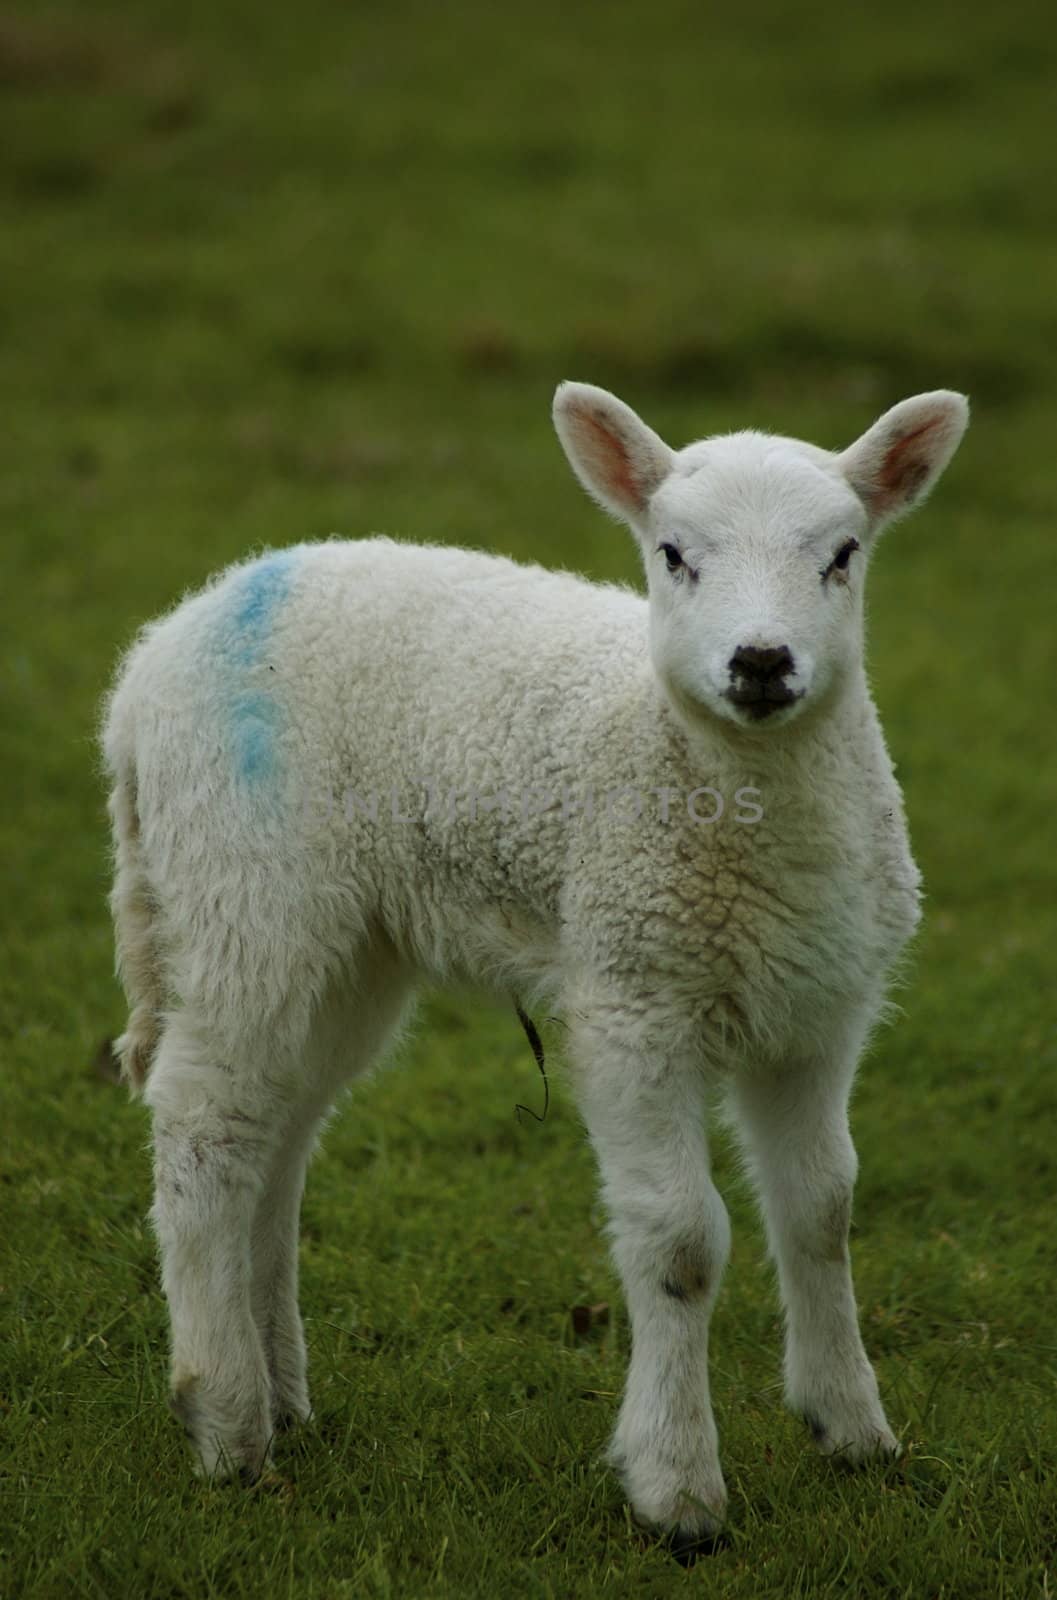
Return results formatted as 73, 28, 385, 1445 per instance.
553, 382, 968, 734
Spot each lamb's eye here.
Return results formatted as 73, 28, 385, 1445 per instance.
822, 538, 860, 579
660, 543, 684, 573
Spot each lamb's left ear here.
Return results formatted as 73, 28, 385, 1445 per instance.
839, 390, 969, 529
553, 382, 674, 526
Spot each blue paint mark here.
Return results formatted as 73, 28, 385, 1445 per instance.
231, 691, 281, 784
219, 549, 300, 787
228, 549, 298, 666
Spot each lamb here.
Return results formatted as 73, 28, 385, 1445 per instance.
102, 380, 968, 1558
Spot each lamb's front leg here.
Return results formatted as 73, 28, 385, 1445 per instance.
573, 1016, 731, 1557
728, 1056, 897, 1461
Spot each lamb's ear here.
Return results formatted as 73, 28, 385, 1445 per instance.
553, 382, 674, 526
839, 390, 969, 530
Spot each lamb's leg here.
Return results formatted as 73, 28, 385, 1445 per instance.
248, 951, 415, 1431
727, 1058, 896, 1460
249, 1114, 320, 1430
146, 1013, 281, 1480
573, 1015, 730, 1556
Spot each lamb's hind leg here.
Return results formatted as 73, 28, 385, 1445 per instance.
727, 1049, 897, 1461
248, 1111, 321, 1433
248, 946, 415, 1431
146, 1011, 283, 1480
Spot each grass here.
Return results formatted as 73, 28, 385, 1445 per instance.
2, 0, 1057, 1594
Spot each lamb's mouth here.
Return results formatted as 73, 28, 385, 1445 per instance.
725, 684, 804, 721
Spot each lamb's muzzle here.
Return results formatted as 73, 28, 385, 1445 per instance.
726, 643, 799, 719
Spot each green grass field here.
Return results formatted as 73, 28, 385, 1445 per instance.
3, 2, 1057, 1594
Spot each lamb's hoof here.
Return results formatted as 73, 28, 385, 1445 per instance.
269, 1373, 311, 1432
274, 1404, 312, 1433
666, 1525, 729, 1567
804, 1412, 829, 1447
272, 1386, 312, 1432
169, 1377, 271, 1483
803, 1411, 900, 1465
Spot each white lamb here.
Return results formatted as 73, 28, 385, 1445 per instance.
103, 381, 967, 1558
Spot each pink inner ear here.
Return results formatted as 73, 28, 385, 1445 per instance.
579, 409, 640, 509
877, 419, 940, 506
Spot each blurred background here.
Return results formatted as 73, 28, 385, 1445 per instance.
2, 2, 1056, 1593
4, 0, 1054, 1101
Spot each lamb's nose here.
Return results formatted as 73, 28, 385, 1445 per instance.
730, 644, 794, 682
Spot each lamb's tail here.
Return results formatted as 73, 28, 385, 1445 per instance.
108, 766, 163, 1096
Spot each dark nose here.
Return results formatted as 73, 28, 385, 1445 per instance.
729, 644, 794, 682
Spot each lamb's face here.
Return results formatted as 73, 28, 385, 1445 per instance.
644, 439, 868, 731
553, 380, 969, 739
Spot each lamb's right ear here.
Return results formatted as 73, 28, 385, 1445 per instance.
553, 382, 674, 526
